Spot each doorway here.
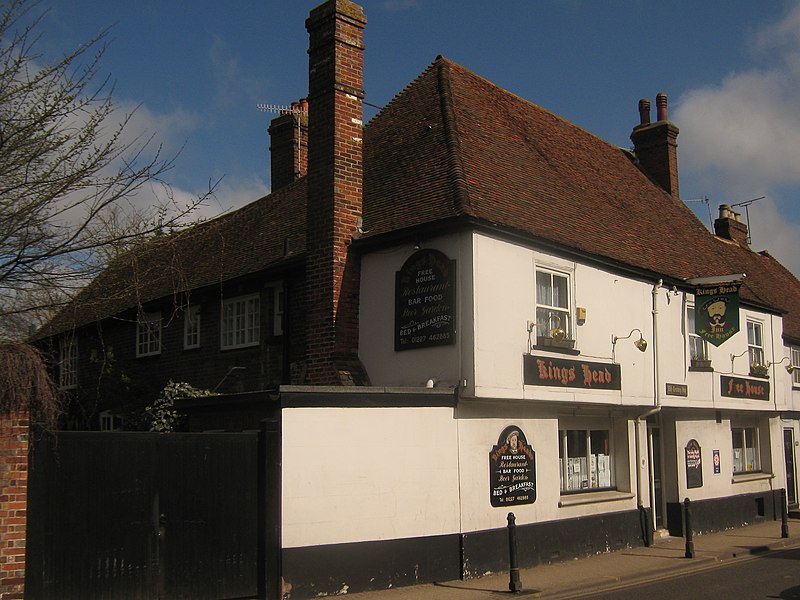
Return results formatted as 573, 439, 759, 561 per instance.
784, 428, 797, 508
648, 424, 665, 529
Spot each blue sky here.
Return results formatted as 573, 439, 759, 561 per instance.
35, 0, 800, 275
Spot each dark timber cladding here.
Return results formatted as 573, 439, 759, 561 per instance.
305, 0, 366, 385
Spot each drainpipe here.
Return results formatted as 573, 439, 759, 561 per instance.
634, 280, 663, 541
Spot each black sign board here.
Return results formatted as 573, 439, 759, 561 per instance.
720, 376, 770, 401
523, 354, 621, 390
685, 439, 703, 489
395, 249, 456, 351
489, 425, 536, 507
713, 449, 721, 475
666, 383, 688, 397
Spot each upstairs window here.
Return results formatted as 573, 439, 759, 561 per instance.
792, 347, 800, 387
136, 313, 162, 357
536, 269, 571, 342
269, 285, 285, 337
747, 320, 765, 373
184, 305, 201, 349
59, 337, 77, 389
221, 294, 260, 349
687, 306, 709, 367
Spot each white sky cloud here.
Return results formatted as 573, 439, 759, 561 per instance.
674, 3, 800, 278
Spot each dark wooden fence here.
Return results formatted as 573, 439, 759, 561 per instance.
25, 430, 274, 599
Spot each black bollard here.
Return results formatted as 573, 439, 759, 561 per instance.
781, 488, 790, 539
684, 497, 695, 558
507, 512, 522, 593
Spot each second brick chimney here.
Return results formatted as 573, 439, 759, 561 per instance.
304, 0, 368, 385
630, 93, 680, 200
714, 204, 750, 247
268, 99, 308, 191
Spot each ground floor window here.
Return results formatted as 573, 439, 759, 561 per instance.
559, 427, 613, 492
732, 426, 760, 473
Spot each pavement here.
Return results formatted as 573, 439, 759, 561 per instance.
346, 517, 800, 599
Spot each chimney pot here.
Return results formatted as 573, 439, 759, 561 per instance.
719, 204, 731, 219
638, 99, 651, 126
300, 97, 309, 113
656, 92, 668, 121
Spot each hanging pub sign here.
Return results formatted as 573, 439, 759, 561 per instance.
695, 283, 741, 347
685, 439, 703, 489
720, 375, 769, 401
489, 425, 536, 507
395, 249, 456, 351
523, 354, 621, 390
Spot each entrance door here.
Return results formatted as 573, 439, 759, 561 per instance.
648, 425, 664, 529
784, 428, 797, 507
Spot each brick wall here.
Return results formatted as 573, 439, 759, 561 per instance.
0, 412, 28, 600
305, 0, 366, 384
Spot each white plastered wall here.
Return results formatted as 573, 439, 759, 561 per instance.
281, 406, 460, 548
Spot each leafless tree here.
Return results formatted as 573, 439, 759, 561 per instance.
0, 0, 216, 339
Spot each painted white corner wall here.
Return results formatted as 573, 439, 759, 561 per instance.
471, 233, 653, 405
455, 404, 640, 534
281, 406, 460, 548
359, 233, 472, 388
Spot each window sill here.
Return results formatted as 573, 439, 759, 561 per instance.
221, 342, 260, 351
732, 471, 773, 484
532, 344, 580, 356
558, 490, 634, 507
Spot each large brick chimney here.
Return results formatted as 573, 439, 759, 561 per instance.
268, 99, 308, 191
714, 204, 750, 247
630, 93, 680, 199
304, 0, 368, 385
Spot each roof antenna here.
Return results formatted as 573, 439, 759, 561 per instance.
257, 101, 306, 178
731, 196, 765, 245
683, 196, 713, 229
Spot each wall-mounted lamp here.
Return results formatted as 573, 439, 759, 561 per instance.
768, 356, 797, 374
729, 349, 748, 373
611, 328, 647, 362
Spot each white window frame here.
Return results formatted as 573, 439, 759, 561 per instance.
535, 268, 572, 341
747, 319, 765, 372
59, 337, 78, 390
558, 422, 615, 493
99, 410, 120, 431
221, 294, 260, 350
686, 305, 709, 365
136, 312, 162, 357
792, 347, 800, 387
273, 286, 285, 336
732, 425, 760, 474
184, 305, 201, 349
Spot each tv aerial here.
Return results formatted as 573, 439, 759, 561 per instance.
731, 196, 765, 245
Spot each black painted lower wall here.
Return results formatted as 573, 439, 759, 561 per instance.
281, 509, 649, 598
666, 489, 782, 537
461, 508, 647, 578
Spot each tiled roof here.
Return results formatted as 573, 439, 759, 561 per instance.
41, 56, 800, 343
363, 57, 800, 340
37, 179, 307, 337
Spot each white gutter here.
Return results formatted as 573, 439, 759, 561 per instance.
634, 280, 663, 534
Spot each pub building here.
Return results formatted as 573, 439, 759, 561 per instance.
29, 0, 800, 597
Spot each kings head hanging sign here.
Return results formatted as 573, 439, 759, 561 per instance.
695, 283, 741, 347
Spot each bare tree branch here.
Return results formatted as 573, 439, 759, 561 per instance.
0, 0, 217, 339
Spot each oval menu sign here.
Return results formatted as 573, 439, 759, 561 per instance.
489, 425, 536, 507
395, 249, 456, 351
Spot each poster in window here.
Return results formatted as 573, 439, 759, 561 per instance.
395, 249, 456, 351
489, 425, 536, 507
685, 439, 703, 489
